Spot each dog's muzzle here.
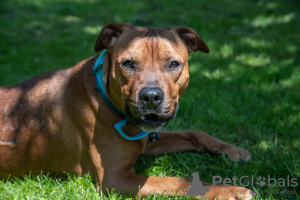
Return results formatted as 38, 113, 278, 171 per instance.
125, 87, 178, 132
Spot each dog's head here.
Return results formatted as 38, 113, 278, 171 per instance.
94, 22, 209, 132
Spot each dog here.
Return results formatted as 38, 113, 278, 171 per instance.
0, 22, 254, 199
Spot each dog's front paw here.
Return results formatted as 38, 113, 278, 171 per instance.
206, 185, 255, 200
217, 144, 252, 162
198, 184, 255, 200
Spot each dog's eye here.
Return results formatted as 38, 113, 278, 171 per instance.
169, 61, 181, 69
122, 60, 134, 70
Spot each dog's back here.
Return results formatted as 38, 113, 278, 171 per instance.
0, 63, 90, 179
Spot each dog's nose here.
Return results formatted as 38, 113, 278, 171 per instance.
139, 87, 164, 109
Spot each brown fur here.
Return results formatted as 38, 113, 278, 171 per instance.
0, 22, 253, 199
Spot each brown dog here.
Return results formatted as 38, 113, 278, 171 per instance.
0, 22, 253, 199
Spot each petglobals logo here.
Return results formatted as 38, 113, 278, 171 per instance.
212, 175, 298, 187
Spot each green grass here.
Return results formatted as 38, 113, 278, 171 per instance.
0, 0, 299, 199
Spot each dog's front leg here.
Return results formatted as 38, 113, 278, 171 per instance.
102, 172, 253, 199
102, 172, 191, 196
143, 130, 252, 162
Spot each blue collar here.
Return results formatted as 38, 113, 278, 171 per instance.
93, 50, 159, 142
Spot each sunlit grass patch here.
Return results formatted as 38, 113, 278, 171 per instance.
251, 13, 296, 28
236, 53, 271, 67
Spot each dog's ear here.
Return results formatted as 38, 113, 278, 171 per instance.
168, 26, 209, 53
94, 22, 134, 52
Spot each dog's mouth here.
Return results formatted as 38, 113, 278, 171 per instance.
134, 114, 170, 132
125, 103, 178, 132
140, 114, 169, 125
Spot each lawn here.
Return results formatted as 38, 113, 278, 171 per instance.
0, 0, 299, 199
